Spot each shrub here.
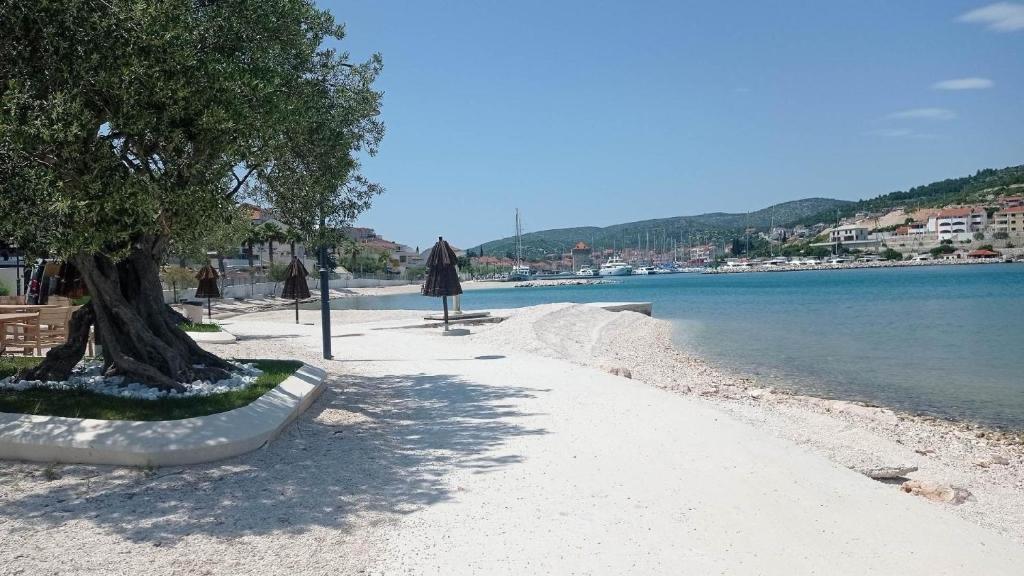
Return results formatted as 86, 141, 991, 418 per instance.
0, 281, 9, 296
267, 262, 289, 283
880, 248, 903, 261
940, 239, 953, 245
973, 231, 985, 241
930, 244, 956, 257
993, 231, 1010, 240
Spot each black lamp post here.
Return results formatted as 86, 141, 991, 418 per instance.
319, 212, 333, 359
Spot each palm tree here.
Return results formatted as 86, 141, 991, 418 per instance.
284, 226, 304, 259
245, 222, 266, 268
261, 222, 286, 265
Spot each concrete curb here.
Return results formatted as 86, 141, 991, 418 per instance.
0, 363, 326, 467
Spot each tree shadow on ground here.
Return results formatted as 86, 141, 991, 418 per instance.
0, 371, 547, 542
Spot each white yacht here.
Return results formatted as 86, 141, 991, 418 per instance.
598, 256, 633, 276
510, 264, 532, 280
576, 266, 596, 277
632, 265, 657, 275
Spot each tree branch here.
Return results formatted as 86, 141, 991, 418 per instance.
227, 166, 258, 198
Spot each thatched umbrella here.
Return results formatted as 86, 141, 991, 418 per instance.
422, 236, 463, 329
281, 257, 311, 324
194, 264, 221, 321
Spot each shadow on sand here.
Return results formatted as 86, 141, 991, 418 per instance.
0, 371, 547, 542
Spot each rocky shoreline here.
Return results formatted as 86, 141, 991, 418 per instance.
704, 257, 1018, 274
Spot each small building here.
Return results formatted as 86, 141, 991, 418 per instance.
967, 249, 1000, 259
998, 196, 1024, 209
689, 244, 719, 264
570, 241, 593, 271
830, 225, 869, 244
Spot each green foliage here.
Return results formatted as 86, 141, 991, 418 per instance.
994, 231, 1010, 240
940, 239, 953, 245
161, 266, 198, 290
880, 248, 903, 261
180, 322, 222, 333
973, 231, 985, 241
0, 359, 300, 420
266, 261, 289, 283
0, 281, 9, 296
977, 244, 994, 251
930, 244, 956, 257
797, 165, 1024, 226
0, 0, 383, 264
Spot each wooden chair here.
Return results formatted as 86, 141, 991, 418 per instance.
36, 306, 72, 355
2, 312, 41, 356
47, 295, 72, 306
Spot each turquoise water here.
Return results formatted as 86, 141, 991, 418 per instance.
329, 265, 1024, 429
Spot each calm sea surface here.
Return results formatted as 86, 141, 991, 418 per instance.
329, 265, 1024, 429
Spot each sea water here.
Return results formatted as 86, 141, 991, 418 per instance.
329, 264, 1024, 429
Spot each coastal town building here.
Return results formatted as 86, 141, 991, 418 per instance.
830, 225, 869, 244
998, 195, 1024, 209
689, 244, 719, 264
570, 241, 593, 271
927, 207, 987, 241
992, 206, 1024, 235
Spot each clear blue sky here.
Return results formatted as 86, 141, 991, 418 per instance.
325, 0, 1024, 250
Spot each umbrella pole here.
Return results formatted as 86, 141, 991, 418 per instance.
295, 297, 299, 324
207, 297, 212, 321
442, 295, 449, 331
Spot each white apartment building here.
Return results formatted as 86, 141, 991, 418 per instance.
927, 207, 987, 241
830, 225, 869, 243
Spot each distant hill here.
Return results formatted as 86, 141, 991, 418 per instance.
796, 164, 1024, 226
472, 198, 851, 260
472, 164, 1024, 260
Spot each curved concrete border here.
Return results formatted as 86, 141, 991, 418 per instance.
0, 363, 326, 467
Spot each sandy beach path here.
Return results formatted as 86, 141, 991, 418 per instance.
230, 311, 1024, 574
2, 307, 1022, 575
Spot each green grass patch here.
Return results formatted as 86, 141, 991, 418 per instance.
0, 358, 302, 421
181, 322, 222, 333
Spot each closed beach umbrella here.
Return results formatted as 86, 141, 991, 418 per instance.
281, 257, 311, 324
422, 236, 463, 329
194, 264, 221, 320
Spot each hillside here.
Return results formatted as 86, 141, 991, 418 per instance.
473, 164, 1024, 260
473, 198, 851, 260
796, 164, 1024, 226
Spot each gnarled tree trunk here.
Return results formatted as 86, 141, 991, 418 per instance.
20, 236, 234, 390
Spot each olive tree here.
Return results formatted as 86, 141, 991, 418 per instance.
0, 0, 383, 389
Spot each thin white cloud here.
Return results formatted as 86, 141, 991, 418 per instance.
866, 128, 939, 140
932, 77, 994, 90
868, 129, 913, 137
886, 107, 957, 120
958, 2, 1024, 32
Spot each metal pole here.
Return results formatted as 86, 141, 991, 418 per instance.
442, 295, 449, 331
319, 215, 333, 359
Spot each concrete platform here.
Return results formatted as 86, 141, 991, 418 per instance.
586, 301, 653, 316
423, 311, 492, 321
0, 364, 325, 467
